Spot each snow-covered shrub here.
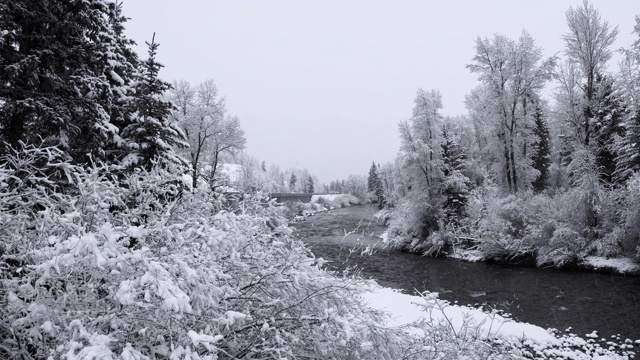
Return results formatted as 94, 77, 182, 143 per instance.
385, 192, 443, 252
536, 227, 586, 267
421, 231, 455, 258
470, 194, 538, 262
1, 149, 408, 359
333, 194, 361, 208
312, 194, 361, 210
313, 195, 333, 209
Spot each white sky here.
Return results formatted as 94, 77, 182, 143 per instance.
122, 0, 640, 185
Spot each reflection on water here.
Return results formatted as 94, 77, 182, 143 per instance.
292, 205, 640, 341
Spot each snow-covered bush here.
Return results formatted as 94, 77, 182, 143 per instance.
536, 227, 585, 267
312, 194, 361, 210
1, 147, 408, 359
384, 192, 443, 252
470, 194, 538, 262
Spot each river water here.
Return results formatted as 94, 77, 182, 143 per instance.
290, 204, 640, 342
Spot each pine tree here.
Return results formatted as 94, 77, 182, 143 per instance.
121, 34, 188, 171
531, 106, 552, 192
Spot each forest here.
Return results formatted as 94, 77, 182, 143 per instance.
364, 1, 640, 270
0, 0, 639, 359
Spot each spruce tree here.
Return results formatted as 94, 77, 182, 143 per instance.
367, 161, 377, 193
307, 177, 314, 193
0, 0, 138, 163
531, 105, 551, 193
367, 161, 385, 206
121, 34, 188, 171
289, 173, 297, 192
614, 109, 640, 184
374, 164, 385, 209
440, 125, 470, 226
591, 74, 625, 185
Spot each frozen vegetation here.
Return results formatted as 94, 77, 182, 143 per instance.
1, 0, 640, 358
368, 3, 640, 272
1, 146, 636, 359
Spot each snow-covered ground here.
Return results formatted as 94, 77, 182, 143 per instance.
364, 285, 637, 359
380, 231, 640, 275
364, 286, 558, 345
583, 256, 640, 274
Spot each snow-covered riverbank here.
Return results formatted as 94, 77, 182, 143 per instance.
364, 284, 638, 359
380, 230, 640, 276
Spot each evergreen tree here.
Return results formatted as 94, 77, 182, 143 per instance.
531, 105, 552, 192
614, 109, 640, 184
374, 164, 386, 209
0, 0, 138, 163
289, 173, 297, 192
367, 161, 385, 206
307, 177, 314, 193
121, 34, 188, 171
103, 1, 143, 163
614, 15, 640, 184
591, 74, 625, 185
367, 161, 378, 193
440, 125, 470, 226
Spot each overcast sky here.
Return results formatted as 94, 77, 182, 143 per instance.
123, 0, 640, 185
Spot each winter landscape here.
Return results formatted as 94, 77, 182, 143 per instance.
2, 0, 640, 359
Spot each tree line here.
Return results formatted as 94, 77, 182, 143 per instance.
376, 1, 640, 266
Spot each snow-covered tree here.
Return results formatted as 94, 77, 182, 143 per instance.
467, 31, 555, 193
531, 104, 552, 192
562, 0, 618, 147
398, 89, 444, 193
289, 172, 297, 192
440, 125, 470, 226
590, 74, 626, 185
367, 161, 385, 206
552, 60, 584, 170
168, 79, 246, 188
121, 34, 189, 171
615, 16, 640, 184
0, 0, 139, 164
343, 174, 368, 201
207, 115, 246, 188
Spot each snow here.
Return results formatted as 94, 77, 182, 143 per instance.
109, 70, 125, 85
586, 331, 599, 339
583, 256, 640, 274
363, 286, 561, 346
219, 163, 242, 184
311, 193, 343, 202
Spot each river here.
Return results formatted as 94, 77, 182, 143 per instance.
290, 204, 640, 342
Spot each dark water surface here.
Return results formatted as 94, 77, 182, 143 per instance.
291, 204, 640, 342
